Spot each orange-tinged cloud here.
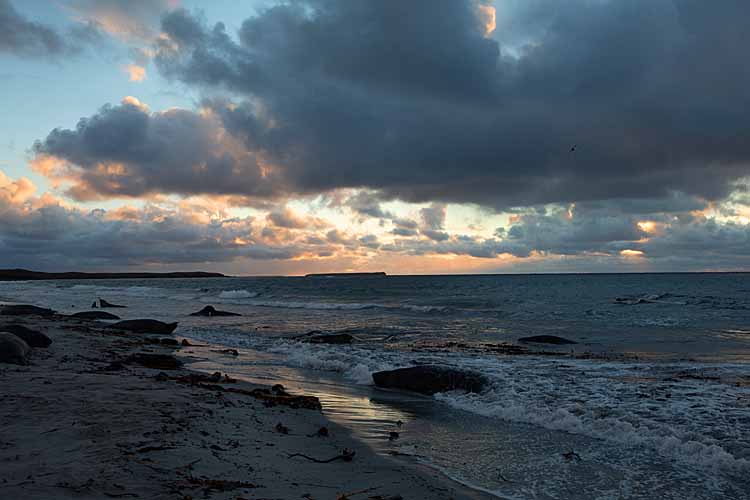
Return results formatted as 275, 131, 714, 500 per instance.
122, 95, 149, 111
637, 220, 657, 234
620, 249, 645, 258
124, 64, 146, 82
477, 4, 496, 37
0, 170, 36, 204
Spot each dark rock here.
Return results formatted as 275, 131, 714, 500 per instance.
2, 324, 52, 348
212, 348, 239, 356
372, 365, 487, 395
180, 339, 192, 346
0, 305, 56, 317
99, 299, 126, 308
189, 305, 241, 317
107, 319, 178, 334
126, 353, 183, 370
518, 335, 577, 345
275, 422, 289, 434
308, 426, 329, 438
305, 333, 354, 344
0, 332, 30, 365
71, 311, 121, 320
389, 431, 400, 441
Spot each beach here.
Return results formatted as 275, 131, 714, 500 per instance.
0, 312, 490, 499
1, 274, 749, 499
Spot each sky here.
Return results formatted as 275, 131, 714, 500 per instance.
1, 0, 749, 275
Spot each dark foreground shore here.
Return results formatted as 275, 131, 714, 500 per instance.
0, 312, 491, 499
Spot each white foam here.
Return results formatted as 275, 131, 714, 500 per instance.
268, 342, 397, 385
266, 340, 750, 476
218, 290, 258, 299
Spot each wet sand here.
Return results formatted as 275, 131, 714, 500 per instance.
0, 313, 492, 499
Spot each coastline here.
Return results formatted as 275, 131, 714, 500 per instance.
0, 313, 493, 499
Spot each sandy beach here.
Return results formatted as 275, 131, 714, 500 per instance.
0, 312, 492, 500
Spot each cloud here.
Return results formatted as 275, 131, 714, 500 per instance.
2, 168, 749, 272
27, 0, 750, 212
0, 170, 314, 269
266, 207, 307, 229
32, 97, 277, 201
65, 0, 177, 42
420, 203, 446, 230
123, 63, 146, 81
346, 191, 392, 219
0, 0, 102, 57
146, 0, 750, 209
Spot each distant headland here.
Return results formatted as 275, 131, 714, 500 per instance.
0, 269, 226, 281
304, 272, 387, 278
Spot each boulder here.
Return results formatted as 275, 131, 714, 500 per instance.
189, 305, 241, 317
372, 366, 487, 395
107, 319, 178, 334
305, 333, 354, 344
99, 299, 127, 308
517, 335, 577, 345
0, 305, 56, 317
0, 332, 30, 365
3, 324, 52, 348
71, 311, 121, 320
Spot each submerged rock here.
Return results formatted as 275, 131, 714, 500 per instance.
71, 311, 121, 320
189, 305, 241, 317
372, 365, 487, 395
518, 335, 577, 345
99, 299, 126, 308
3, 324, 52, 348
0, 305, 56, 317
304, 333, 354, 344
107, 319, 178, 334
0, 332, 30, 365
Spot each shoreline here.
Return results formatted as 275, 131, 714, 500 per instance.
0, 312, 493, 499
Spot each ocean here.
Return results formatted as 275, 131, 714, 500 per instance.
2, 273, 749, 499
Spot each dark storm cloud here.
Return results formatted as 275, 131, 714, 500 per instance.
0, 0, 102, 57
33, 98, 276, 201
30, 0, 750, 209
148, 0, 750, 208
346, 191, 392, 220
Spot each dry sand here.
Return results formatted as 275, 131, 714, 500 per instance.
0, 314, 493, 499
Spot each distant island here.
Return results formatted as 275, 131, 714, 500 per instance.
0, 269, 226, 281
305, 272, 387, 278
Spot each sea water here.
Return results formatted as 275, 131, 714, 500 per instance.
2, 273, 749, 499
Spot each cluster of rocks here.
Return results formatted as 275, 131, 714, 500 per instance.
0, 305, 55, 365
